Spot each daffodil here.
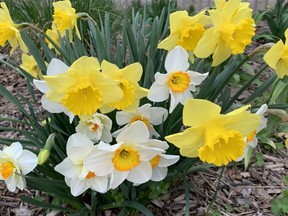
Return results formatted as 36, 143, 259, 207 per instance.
55, 133, 109, 196
114, 103, 168, 138
158, 10, 211, 52
45, 24, 61, 51
101, 60, 147, 113
194, 0, 255, 66
147, 46, 209, 113
263, 29, 288, 79
143, 140, 179, 182
76, 113, 112, 143
20, 54, 41, 78
84, 121, 164, 189
237, 104, 268, 162
52, 0, 80, 39
33, 58, 74, 123
43, 56, 123, 116
165, 99, 260, 166
0, 2, 27, 54
0, 142, 37, 192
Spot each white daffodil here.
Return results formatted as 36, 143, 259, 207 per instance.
0, 142, 37, 192
33, 59, 74, 123
76, 113, 112, 143
54, 133, 109, 196
147, 46, 209, 113
237, 104, 268, 161
143, 140, 179, 182
84, 121, 164, 189
114, 103, 168, 138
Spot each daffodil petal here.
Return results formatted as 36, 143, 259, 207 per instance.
165, 46, 189, 72
46, 59, 69, 76
126, 162, 152, 184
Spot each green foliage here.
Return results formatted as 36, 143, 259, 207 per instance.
261, 0, 288, 42
271, 195, 288, 216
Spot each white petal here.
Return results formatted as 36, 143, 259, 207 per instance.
90, 175, 108, 193
112, 127, 126, 138
66, 133, 94, 164
65, 177, 72, 187
4, 142, 23, 160
127, 162, 152, 184
47, 59, 69, 76
248, 137, 258, 148
137, 145, 164, 161
147, 82, 169, 102
33, 80, 49, 93
154, 72, 168, 85
116, 111, 133, 126
18, 150, 37, 175
165, 46, 189, 72
188, 71, 209, 86
151, 166, 167, 182
70, 178, 90, 197
101, 129, 112, 143
149, 107, 168, 125
169, 92, 182, 113
116, 121, 149, 144
15, 175, 26, 190
41, 95, 65, 113
256, 104, 268, 115
54, 158, 81, 178
180, 90, 193, 105
145, 140, 169, 150
138, 103, 152, 119
84, 150, 114, 176
149, 126, 160, 138
158, 154, 180, 167
110, 169, 128, 189
63, 110, 75, 123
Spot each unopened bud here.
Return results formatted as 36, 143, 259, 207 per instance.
38, 149, 50, 165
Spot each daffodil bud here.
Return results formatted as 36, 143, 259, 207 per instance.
38, 149, 50, 165
248, 43, 274, 58
44, 133, 56, 150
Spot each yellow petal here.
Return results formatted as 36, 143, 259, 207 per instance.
165, 126, 205, 157
276, 59, 288, 79
212, 39, 232, 66
194, 28, 219, 59
70, 56, 101, 74
170, 10, 188, 33
263, 40, 285, 69
121, 62, 143, 83
101, 60, 121, 80
183, 99, 221, 127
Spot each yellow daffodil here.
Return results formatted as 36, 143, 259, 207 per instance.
165, 99, 260, 166
263, 29, 288, 79
45, 24, 61, 51
52, 0, 80, 39
158, 10, 211, 52
194, 0, 255, 66
20, 54, 41, 78
0, 2, 27, 54
101, 60, 148, 113
43, 56, 123, 116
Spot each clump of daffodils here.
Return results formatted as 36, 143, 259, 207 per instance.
0, 0, 279, 205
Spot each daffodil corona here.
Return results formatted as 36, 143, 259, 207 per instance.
165, 99, 260, 166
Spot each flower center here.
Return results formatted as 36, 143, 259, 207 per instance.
168, 71, 190, 93
89, 122, 99, 132
198, 123, 246, 166
112, 146, 140, 171
150, 155, 160, 169
108, 79, 135, 110
177, 23, 205, 52
62, 82, 103, 116
0, 161, 15, 179
129, 116, 150, 128
246, 130, 256, 142
85, 171, 96, 179
53, 10, 75, 34
222, 18, 255, 54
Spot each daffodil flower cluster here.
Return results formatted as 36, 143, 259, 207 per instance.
0, 0, 274, 201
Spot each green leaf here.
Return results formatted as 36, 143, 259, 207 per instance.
20, 195, 76, 212
271, 197, 288, 215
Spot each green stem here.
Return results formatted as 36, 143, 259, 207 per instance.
206, 167, 225, 215
223, 64, 268, 112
